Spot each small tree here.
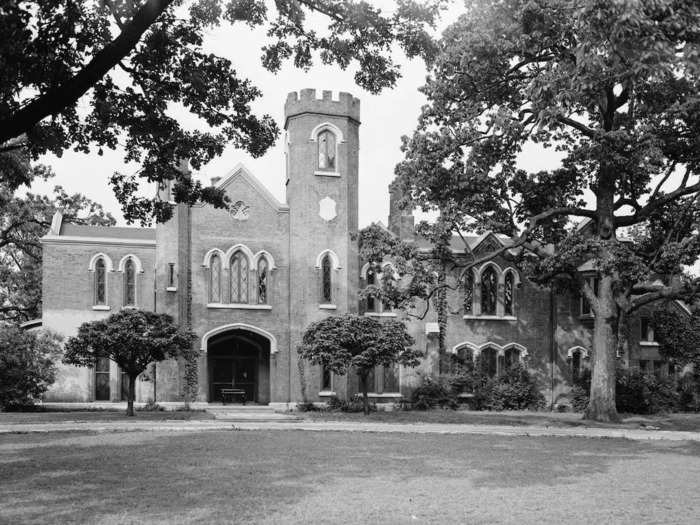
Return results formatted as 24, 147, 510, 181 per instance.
298, 314, 420, 415
64, 310, 196, 416
0, 326, 62, 409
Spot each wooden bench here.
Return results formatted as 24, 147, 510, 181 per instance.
220, 388, 246, 405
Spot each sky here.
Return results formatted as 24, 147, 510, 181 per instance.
28, 1, 564, 229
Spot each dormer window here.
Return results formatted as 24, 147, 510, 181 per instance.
318, 129, 336, 171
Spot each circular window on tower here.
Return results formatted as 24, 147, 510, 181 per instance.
229, 200, 250, 221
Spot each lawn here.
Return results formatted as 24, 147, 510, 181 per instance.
299, 409, 700, 432
1, 429, 699, 524
0, 409, 214, 424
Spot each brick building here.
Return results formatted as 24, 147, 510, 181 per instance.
39, 89, 680, 408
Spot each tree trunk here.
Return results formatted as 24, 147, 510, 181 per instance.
584, 276, 620, 422
359, 373, 370, 416
126, 374, 137, 417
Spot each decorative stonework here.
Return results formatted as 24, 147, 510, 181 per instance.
229, 200, 250, 221
319, 196, 337, 222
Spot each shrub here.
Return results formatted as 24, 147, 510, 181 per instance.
410, 375, 458, 410
0, 327, 61, 410
471, 365, 546, 411
616, 371, 679, 414
138, 401, 164, 412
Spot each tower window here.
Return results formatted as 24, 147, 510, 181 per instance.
124, 258, 136, 307
321, 254, 333, 303
94, 258, 106, 306
230, 251, 249, 303
318, 130, 336, 171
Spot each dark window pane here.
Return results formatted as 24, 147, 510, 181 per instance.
504, 272, 515, 316
95, 259, 106, 305
321, 367, 332, 391
504, 348, 520, 369
463, 271, 473, 313
572, 351, 581, 381
383, 365, 399, 393
124, 259, 136, 306
481, 348, 498, 378
322, 255, 332, 303
366, 268, 376, 312
481, 267, 498, 315
210, 255, 221, 303
257, 259, 268, 304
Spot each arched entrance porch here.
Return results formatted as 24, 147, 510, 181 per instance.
205, 327, 272, 404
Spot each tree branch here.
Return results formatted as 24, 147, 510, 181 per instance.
0, 0, 175, 144
556, 115, 596, 138
616, 177, 700, 226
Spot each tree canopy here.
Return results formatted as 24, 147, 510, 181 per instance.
389, 0, 700, 421
0, 326, 62, 409
64, 309, 197, 415
1, 0, 445, 224
0, 167, 115, 324
298, 314, 420, 414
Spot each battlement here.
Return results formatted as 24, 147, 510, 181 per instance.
284, 89, 360, 124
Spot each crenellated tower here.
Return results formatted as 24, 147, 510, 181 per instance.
284, 89, 360, 398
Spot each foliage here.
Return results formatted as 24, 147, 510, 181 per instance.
0, 167, 114, 323
616, 371, 679, 415
0, 326, 62, 409
653, 309, 700, 372
64, 309, 197, 416
1, 0, 445, 224
410, 375, 457, 410
325, 394, 376, 413
572, 367, 681, 415
387, 0, 700, 421
298, 314, 420, 414
468, 364, 546, 411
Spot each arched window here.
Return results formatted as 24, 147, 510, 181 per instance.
321, 254, 333, 303
318, 129, 336, 171
463, 270, 473, 314
124, 258, 136, 306
94, 258, 106, 305
210, 254, 221, 303
481, 266, 498, 315
571, 349, 582, 382
504, 347, 520, 370
480, 347, 498, 378
366, 267, 377, 312
257, 258, 268, 304
230, 251, 249, 303
504, 271, 515, 316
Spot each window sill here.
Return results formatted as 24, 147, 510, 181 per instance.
640, 341, 660, 347
319, 304, 337, 310
579, 314, 595, 320
92, 305, 110, 311
367, 392, 402, 398
166, 286, 177, 292
462, 315, 517, 321
314, 170, 341, 177
207, 303, 272, 310
365, 312, 397, 318
318, 391, 336, 396
122, 305, 138, 310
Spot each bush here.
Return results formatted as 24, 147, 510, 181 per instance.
616, 371, 679, 414
0, 327, 61, 410
471, 364, 546, 411
138, 401, 164, 412
322, 394, 376, 413
571, 368, 683, 415
410, 376, 458, 410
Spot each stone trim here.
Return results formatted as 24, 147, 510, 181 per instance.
206, 303, 272, 310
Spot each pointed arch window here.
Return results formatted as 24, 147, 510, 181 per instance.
480, 266, 498, 315
94, 258, 107, 306
257, 258, 268, 304
321, 254, 333, 303
124, 258, 136, 307
318, 130, 336, 171
504, 271, 515, 316
210, 254, 222, 303
480, 347, 498, 378
463, 270, 474, 314
230, 251, 249, 303
504, 347, 520, 370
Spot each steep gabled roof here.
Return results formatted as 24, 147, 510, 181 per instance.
216, 163, 289, 212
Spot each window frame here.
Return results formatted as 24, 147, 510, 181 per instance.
94, 257, 107, 306
230, 250, 250, 304
123, 257, 137, 307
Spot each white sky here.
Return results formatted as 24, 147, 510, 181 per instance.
28, 2, 564, 228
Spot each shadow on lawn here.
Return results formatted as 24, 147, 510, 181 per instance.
0, 430, 698, 523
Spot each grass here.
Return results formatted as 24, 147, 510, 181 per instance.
298, 408, 700, 432
0, 409, 214, 424
1, 429, 699, 523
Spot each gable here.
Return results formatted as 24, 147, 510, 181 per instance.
216, 163, 288, 213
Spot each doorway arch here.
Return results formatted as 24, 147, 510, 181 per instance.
205, 327, 272, 404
